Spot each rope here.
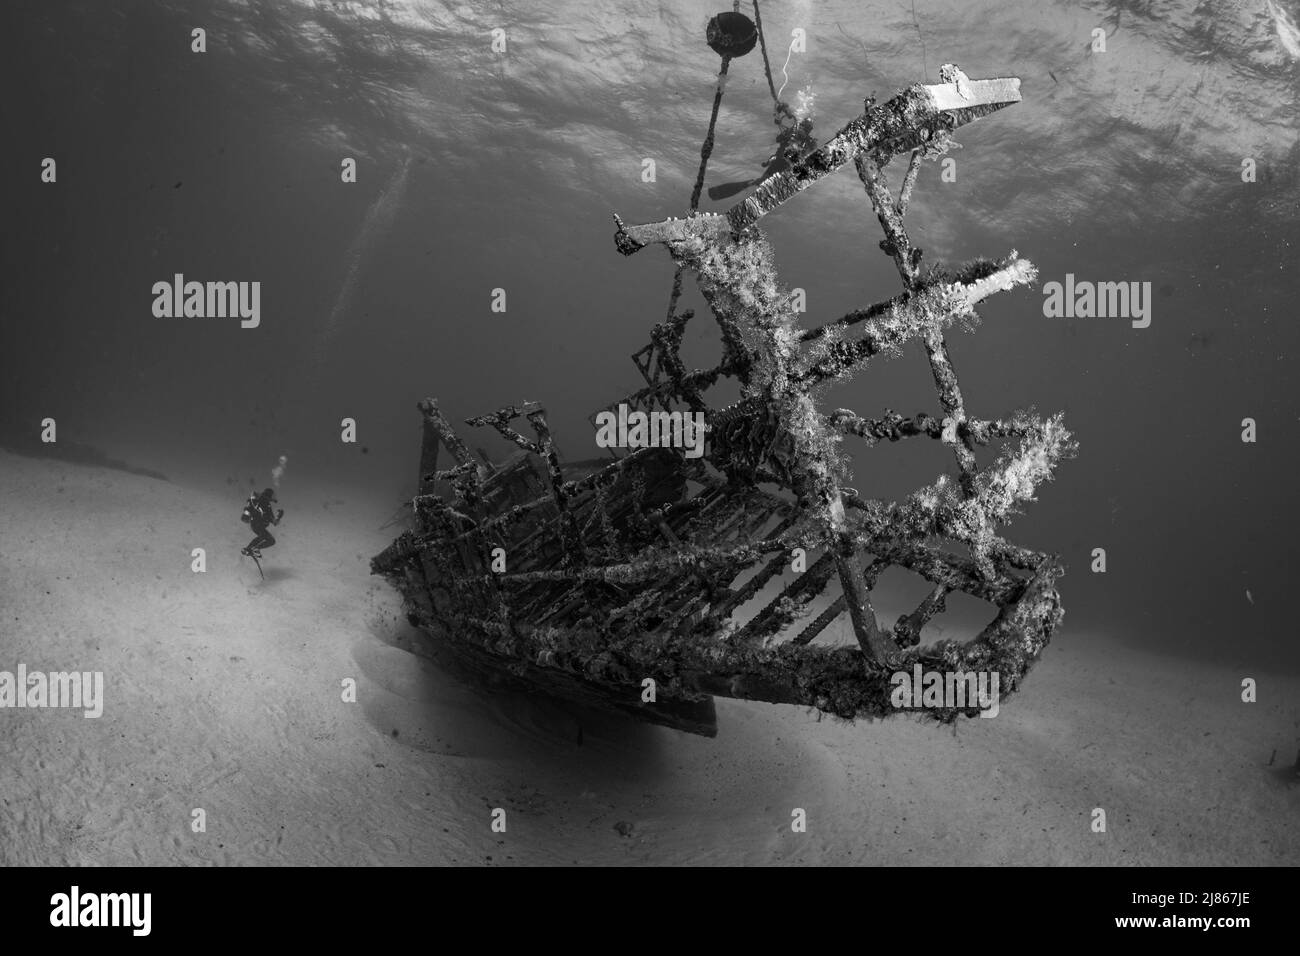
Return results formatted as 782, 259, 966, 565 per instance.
689, 55, 731, 212
670, 52, 732, 322
669, 6, 764, 323
753, 0, 779, 106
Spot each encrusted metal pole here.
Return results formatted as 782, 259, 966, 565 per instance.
525, 404, 588, 566
418, 398, 482, 481
417, 405, 441, 496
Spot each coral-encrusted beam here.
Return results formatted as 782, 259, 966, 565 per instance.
612, 72, 1021, 255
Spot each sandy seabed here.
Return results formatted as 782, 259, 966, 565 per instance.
0, 449, 1296, 866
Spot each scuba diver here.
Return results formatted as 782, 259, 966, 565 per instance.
240, 488, 283, 562
706, 102, 817, 202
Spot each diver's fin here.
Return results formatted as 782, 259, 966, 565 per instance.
707, 180, 755, 201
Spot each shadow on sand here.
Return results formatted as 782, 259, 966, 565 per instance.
0, 433, 169, 482
239, 559, 294, 584
356, 617, 673, 776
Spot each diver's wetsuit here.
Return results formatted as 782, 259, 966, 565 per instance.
243, 494, 281, 556
246, 520, 275, 555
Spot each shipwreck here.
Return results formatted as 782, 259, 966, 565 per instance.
372, 10, 1074, 737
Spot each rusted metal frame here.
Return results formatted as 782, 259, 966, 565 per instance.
830, 409, 945, 444
499, 500, 598, 572
465, 404, 543, 455
673, 495, 745, 550
739, 250, 893, 665
661, 511, 779, 631
856, 154, 982, 497
605, 583, 675, 629
798, 293, 902, 344
687, 464, 798, 518
948, 557, 1063, 683
432, 461, 479, 484
833, 541, 899, 665
729, 550, 838, 645
559, 444, 677, 499
521, 405, 587, 567
896, 148, 924, 215
649, 311, 709, 410
512, 502, 640, 618
633, 308, 694, 384
843, 466, 1055, 574
828, 409, 1037, 450
492, 533, 791, 587
683, 261, 754, 386
658, 564, 733, 634
709, 497, 760, 543
791, 281, 963, 387
726, 501, 788, 548
709, 551, 789, 621
791, 556, 889, 646
796, 254, 1035, 373
464, 404, 587, 566
440, 493, 557, 548
416, 399, 488, 508
418, 398, 479, 472
856, 155, 923, 287
611, 77, 1022, 254
703, 510, 810, 617
417, 402, 442, 496
892, 583, 950, 648
792, 595, 846, 647
513, 574, 592, 625
850, 530, 1022, 605
984, 538, 1048, 572
533, 583, 608, 627
578, 485, 613, 544
920, 328, 981, 498
448, 516, 512, 621
723, 81, 1017, 235
605, 357, 745, 423
663, 591, 717, 635
661, 483, 734, 541
668, 224, 862, 669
